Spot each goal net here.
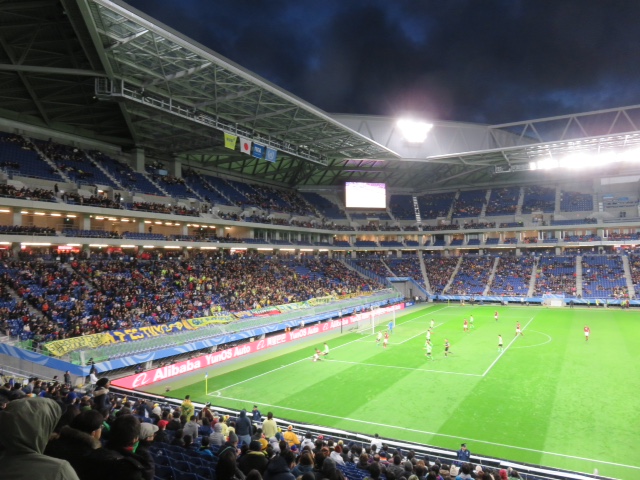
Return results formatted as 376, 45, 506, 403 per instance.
541, 293, 566, 307
353, 306, 394, 335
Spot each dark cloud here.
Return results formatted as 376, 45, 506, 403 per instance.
126, 0, 640, 123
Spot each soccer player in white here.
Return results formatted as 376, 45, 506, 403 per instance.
376, 331, 382, 346
469, 315, 475, 329
498, 334, 503, 352
426, 328, 432, 341
425, 340, 433, 361
430, 319, 435, 329
323, 342, 329, 356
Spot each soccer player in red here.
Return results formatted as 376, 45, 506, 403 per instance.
383, 331, 389, 349
463, 318, 469, 333
515, 322, 524, 337
494, 311, 499, 322
584, 325, 590, 341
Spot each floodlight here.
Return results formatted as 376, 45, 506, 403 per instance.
397, 119, 433, 143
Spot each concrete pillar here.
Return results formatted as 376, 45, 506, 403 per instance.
11, 243, 20, 258
82, 214, 91, 230
82, 244, 90, 259
172, 158, 182, 178
133, 148, 145, 173
12, 209, 22, 227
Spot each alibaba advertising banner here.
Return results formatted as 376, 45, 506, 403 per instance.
113, 302, 405, 390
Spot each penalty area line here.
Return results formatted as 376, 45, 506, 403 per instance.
208, 393, 640, 472
213, 333, 373, 393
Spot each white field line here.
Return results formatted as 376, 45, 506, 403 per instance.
206, 392, 640, 472
481, 316, 535, 377
215, 320, 405, 393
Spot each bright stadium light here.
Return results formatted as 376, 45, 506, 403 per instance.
397, 119, 433, 143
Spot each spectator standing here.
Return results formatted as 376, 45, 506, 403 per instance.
251, 405, 262, 423
181, 395, 194, 420
456, 443, 471, 465
235, 408, 253, 447
262, 411, 278, 439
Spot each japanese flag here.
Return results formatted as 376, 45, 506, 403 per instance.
240, 137, 252, 155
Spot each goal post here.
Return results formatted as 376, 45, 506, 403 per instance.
353, 305, 393, 335
542, 293, 566, 307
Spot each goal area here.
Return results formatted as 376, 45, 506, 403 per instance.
352, 306, 395, 335
541, 294, 566, 307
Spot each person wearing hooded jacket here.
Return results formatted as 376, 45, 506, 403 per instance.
0, 396, 80, 480
209, 421, 226, 446
235, 409, 253, 447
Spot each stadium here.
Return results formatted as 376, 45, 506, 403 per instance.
0, 1, 639, 480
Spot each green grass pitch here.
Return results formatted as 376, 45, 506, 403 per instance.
144, 304, 640, 479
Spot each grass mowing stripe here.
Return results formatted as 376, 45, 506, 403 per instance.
144, 305, 639, 478
481, 316, 534, 377
207, 393, 640, 472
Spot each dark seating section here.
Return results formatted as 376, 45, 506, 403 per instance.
301, 192, 346, 219
488, 256, 534, 296
581, 254, 627, 298
0, 133, 65, 182
452, 189, 486, 218
416, 192, 455, 219
423, 254, 459, 294
486, 186, 519, 216
521, 185, 555, 213
386, 256, 427, 289
534, 255, 576, 296
447, 255, 493, 295
560, 190, 594, 212
389, 194, 415, 220
38, 141, 121, 189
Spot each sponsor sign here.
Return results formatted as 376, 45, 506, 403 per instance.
112, 303, 404, 389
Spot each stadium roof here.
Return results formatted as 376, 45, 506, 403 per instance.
3, 0, 640, 190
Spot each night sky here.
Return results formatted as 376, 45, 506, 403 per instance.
126, 0, 640, 125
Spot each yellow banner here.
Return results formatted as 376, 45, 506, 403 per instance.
307, 295, 337, 306
45, 333, 113, 357
224, 133, 238, 150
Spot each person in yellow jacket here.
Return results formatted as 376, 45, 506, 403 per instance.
181, 395, 194, 420
283, 425, 300, 448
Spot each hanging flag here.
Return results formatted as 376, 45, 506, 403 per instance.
252, 143, 265, 159
224, 133, 238, 150
265, 147, 278, 163
240, 137, 252, 155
